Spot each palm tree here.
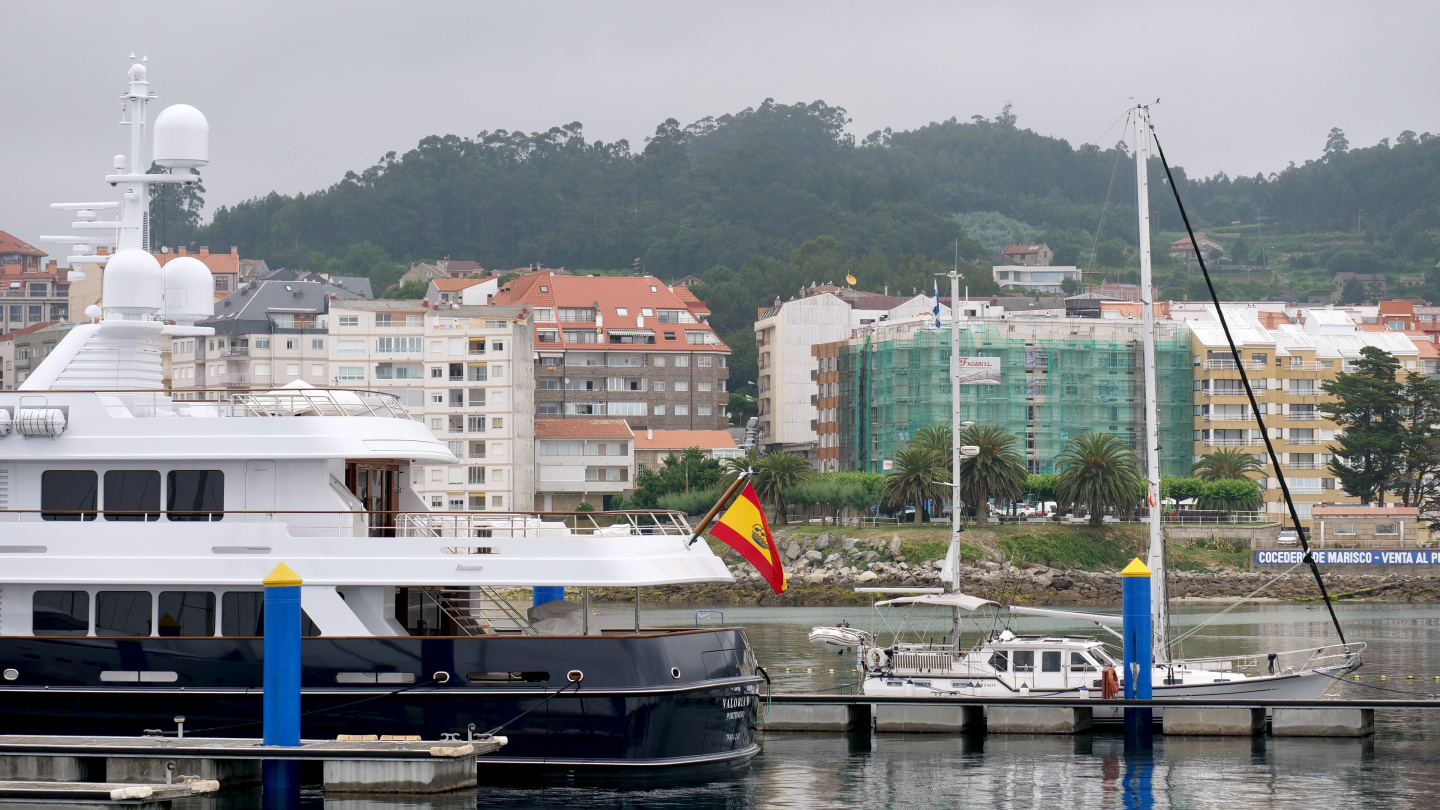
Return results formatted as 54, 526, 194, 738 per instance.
909, 425, 954, 477
751, 451, 814, 525
955, 425, 1028, 527
720, 449, 761, 484
1054, 432, 1142, 528
1191, 448, 1264, 481
883, 447, 949, 525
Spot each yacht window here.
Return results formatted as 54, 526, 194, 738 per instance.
1042, 651, 1062, 673
32, 591, 89, 636
1070, 652, 1097, 672
221, 592, 321, 637
104, 470, 161, 521
1012, 651, 1035, 672
95, 591, 152, 637
988, 651, 1009, 672
41, 470, 98, 521
158, 592, 216, 637
167, 470, 224, 521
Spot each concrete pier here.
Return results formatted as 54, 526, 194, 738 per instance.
0, 756, 92, 782
1163, 708, 1265, 736
324, 756, 477, 794
875, 704, 981, 733
987, 707, 1092, 734
105, 756, 262, 786
760, 703, 872, 732
1271, 708, 1375, 737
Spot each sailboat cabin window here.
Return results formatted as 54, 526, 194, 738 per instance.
1042, 651, 1062, 673
1070, 652, 1098, 672
988, 651, 1009, 672
32, 591, 89, 636
41, 471, 98, 521
1012, 651, 1036, 673
104, 470, 161, 521
167, 470, 225, 521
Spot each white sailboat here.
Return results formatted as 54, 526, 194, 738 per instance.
814, 107, 1364, 718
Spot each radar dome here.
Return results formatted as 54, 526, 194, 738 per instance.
102, 249, 164, 316
153, 104, 209, 169
162, 256, 215, 325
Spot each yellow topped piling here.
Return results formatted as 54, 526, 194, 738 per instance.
263, 563, 303, 587
1121, 558, 1152, 578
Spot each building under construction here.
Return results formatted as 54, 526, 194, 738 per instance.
818, 318, 1193, 477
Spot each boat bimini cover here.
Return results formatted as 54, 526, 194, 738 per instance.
873, 593, 999, 611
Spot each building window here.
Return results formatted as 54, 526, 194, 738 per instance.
654, 405, 666, 416
285, 364, 300, 376
338, 366, 365, 381
675, 355, 689, 367
33, 591, 88, 636
468, 415, 486, 433
339, 315, 359, 327
491, 495, 504, 508
664, 331, 677, 340
1333, 523, 1356, 535
538, 402, 561, 414
468, 467, 486, 484
1377, 523, 1399, 535
674, 405, 689, 416
653, 356, 666, 367
698, 356, 713, 367
104, 470, 161, 522
654, 381, 666, 392
255, 337, 271, 349
698, 405, 713, 416
376, 337, 423, 354
311, 338, 324, 350
42, 470, 98, 521
674, 381, 689, 392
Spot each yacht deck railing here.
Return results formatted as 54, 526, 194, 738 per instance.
3, 388, 417, 420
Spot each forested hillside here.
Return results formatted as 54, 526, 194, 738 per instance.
183, 100, 1440, 370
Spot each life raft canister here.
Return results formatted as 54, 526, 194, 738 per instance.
1101, 665, 1120, 700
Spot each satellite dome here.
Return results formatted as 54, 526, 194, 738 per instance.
102, 249, 164, 316
162, 256, 215, 325
128, 62, 147, 82
153, 104, 209, 169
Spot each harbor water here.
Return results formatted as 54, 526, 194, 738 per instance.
180, 602, 1440, 809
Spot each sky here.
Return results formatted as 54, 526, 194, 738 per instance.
6, 1, 1438, 259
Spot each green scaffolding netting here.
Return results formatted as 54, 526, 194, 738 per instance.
839, 321, 1192, 477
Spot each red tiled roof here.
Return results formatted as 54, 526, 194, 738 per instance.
1002, 244, 1045, 255
153, 246, 239, 276
432, 278, 487, 292
1311, 506, 1419, 516
534, 418, 635, 439
0, 231, 47, 257
0, 320, 62, 341
492, 273, 730, 353
634, 429, 737, 451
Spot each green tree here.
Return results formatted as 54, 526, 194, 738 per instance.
1198, 478, 1262, 512
883, 447, 949, 525
1024, 473, 1058, 503
1393, 372, 1440, 509
148, 165, 205, 250
1060, 276, 1083, 295
1054, 432, 1142, 527
1321, 346, 1404, 505
751, 451, 815, 525
1160, 475, 1207, 504
1231, 236, 1249, 264
630, 448, 724, 508
908, 425, 953, 473
720, 449, 761, 483
1339, 277, 1367, 304
1190, 448, 1264, 481
954, 425, 1027, 527
381, 280, 429, 299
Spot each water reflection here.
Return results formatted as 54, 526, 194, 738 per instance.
175, 603, 1440, 809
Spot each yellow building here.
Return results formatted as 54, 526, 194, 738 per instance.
1186, 308, 1421, 526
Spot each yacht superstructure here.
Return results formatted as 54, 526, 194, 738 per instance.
0, 58, 759, 781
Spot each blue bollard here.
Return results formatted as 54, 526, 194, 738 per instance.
262, 563, 302, 807
1121, 558, 1153, 743
532, 586, 565, 607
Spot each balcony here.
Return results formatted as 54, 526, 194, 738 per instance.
1285, 361, 1326, 371
1285, 436, 1326, 445
1202, 412, 1255, 422
221, 373, 249, 388
1288, 486, 1323, 495
1285, 411, 1322, 421
1199, 389, 1250, 398
1204, 359, 1267, 370
218, 346, 249, 358
1286, 461, 1325, 470
1205, 437, 1265, 446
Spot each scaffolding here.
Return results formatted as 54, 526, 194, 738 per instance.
838, 319, 1192, 477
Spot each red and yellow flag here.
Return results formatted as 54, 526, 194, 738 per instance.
707, 482, 787, 594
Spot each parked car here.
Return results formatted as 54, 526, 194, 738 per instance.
1277, 529, 1299, 547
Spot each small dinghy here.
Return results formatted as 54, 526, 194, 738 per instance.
809, 623, 870, 653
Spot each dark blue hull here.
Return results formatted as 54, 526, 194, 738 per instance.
0, 629, 761, 782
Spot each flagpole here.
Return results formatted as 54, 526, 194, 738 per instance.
687, 471, 751, 546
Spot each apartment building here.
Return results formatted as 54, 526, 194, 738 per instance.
0, 231, 69, 333
753, 289, 959, 461
534, 418, 635, 511
326, 300, 535, 513
172, 280, 365, 390
0, 321, 75, 390
633, 429, 742, 473
492, 273, 730, 430
1187, 307, 1421, 524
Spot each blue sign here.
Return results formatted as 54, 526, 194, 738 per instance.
1255, 549, 1440, 566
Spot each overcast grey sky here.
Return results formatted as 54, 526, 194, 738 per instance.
7, 1, 1438, 257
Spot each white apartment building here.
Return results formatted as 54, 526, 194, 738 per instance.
327, 301, 536, 513
534, 418, 635, 512
753, 290, 950, 462
992, 265, 1082, 293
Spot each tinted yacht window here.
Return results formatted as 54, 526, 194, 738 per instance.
104, 470, 161, 521
41, 471, 97, 521
167, 471, 224, 521
95, 591, 152, 637
158, 591, 215, 637
221, 592, 321, 637
33, 591, 89, 636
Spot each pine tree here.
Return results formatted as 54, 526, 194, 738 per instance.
1321, 346, 1404, 505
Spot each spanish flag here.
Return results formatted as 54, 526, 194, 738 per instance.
707, 483, 787, 594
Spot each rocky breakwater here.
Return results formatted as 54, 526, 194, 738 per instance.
616, 530, 1440, 607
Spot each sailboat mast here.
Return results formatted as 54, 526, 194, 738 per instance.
948, 266, 963, 643
1135, 107, 1169, 662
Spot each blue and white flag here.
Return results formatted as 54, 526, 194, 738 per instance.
933, 281, 941, 328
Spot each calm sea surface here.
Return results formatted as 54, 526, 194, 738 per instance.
193, 602, 1440, 809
